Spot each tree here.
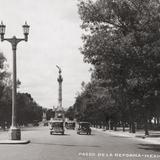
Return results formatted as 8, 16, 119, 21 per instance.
0, 52, 12, 129
65, 106, 75, 120
46, 109, 55, 120
78, 0, 160, 134
16, 93, 43, 125
73, 80, 118, 130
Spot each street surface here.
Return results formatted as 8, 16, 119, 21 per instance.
0, 126, 159, 160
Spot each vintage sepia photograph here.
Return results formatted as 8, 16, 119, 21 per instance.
0, 0, 160, 159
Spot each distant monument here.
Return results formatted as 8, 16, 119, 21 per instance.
42, 111, 47, 126
42, 111, 47, 122
55, 65, 64, 120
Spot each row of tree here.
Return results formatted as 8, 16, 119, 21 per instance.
67, 0, 160, 135
0, 52, 44, 129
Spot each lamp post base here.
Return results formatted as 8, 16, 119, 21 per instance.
0, 126, 31, 144
9, 127, 21, 140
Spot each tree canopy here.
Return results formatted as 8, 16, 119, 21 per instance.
0, 52, 44, 128
70, 0, 160, 135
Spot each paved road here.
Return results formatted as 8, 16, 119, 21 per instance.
0, 126, 159, 160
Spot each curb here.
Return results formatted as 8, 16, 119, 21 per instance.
0, 140, 30, 144
92, 128, 160, 145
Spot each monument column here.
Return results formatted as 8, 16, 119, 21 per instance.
57, 70, 63, 109
56, 65, 64, 120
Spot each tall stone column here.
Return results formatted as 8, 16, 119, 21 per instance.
57, 72, 63, 109
55, 65, 64, 120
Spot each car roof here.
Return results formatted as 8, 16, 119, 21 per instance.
79, 122, 90, 124
66, 121, 75, 123
50, 121, 63, 123
49, 119, 63, 123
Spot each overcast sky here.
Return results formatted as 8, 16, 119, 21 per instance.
0, 0, 91, 109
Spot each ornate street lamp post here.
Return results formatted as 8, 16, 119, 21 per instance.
0, 21, 29, 140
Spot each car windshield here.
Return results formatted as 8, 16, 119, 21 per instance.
68, 122, 75, 125
51, 122, 63, 127
79, 123, 90, 128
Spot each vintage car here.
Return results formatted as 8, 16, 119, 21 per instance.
77, 122, 91, 135
65, 121, 76, 130
49, 119, 64, 135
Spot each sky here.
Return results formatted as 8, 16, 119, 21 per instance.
0, 0, 91, 109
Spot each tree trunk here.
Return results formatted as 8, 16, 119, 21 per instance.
144, 118, 149, 136
154, 117, 156, 125
122, 122, 125, 132
128, 105, 135, 133
131, 122, 136, 133
157, 117, 159, 125
114, 125, 117, 131
100, 122, 102, 129
106, 121, 109, 130
129, 123, 132, 133
129, 121, 136, 133
110, 123, 113, 130
108, 120, 111, 130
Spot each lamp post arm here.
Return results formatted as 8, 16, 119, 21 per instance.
3, 37, 25, 50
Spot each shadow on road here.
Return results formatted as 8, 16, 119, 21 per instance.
147, 134, 160, 138
32, 142, 100, 148
77, 134, 95, 136
109, 135, 131, 138
136, 134, 160, 139
50, 134, 70, 136
138, 144, 160, 152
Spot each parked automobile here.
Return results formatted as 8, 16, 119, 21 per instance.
49, 119, 64, 135
65, 121, 76, 130
77, 122, 91, 135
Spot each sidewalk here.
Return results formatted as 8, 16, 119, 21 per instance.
0, 128, 31, 144
0, 129, 9, 140
92, 127, 160, 145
